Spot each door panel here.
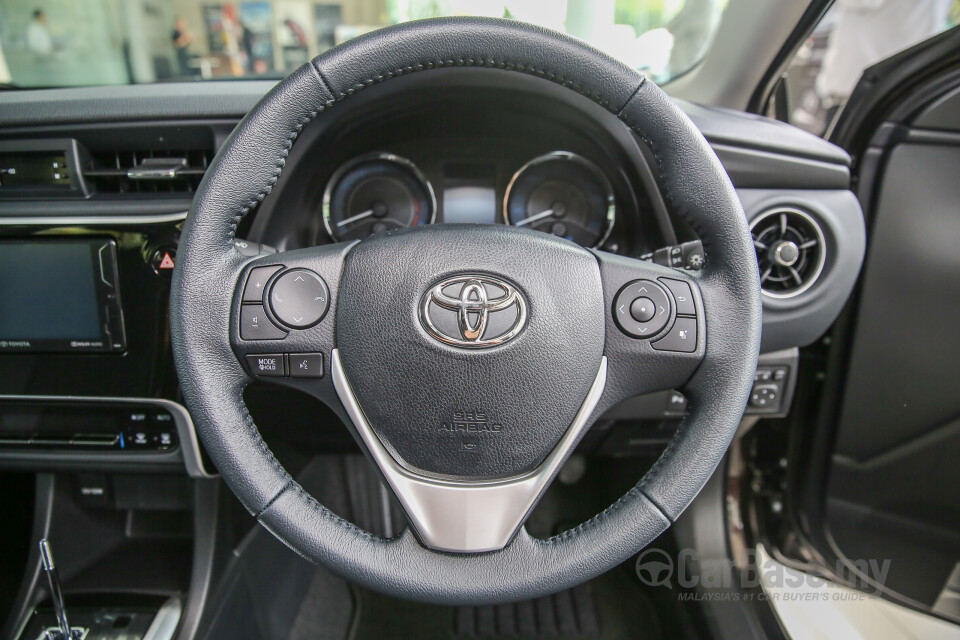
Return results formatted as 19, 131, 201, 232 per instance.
821, 53, 960, 617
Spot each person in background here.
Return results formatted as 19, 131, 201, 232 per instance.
172, 16, 194, 77
284, 18, 308, 51
241, 22, 255, 74
816, 0, 952, 133
26, 8, 52, 57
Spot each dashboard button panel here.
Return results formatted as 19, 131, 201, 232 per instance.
748, 365, 792, 414
750, 383, 779, 409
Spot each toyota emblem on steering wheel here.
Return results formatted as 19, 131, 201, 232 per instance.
419, 275, 527, 348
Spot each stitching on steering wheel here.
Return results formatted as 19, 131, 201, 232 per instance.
237, 393, 295, 498
540, 485, 644, 545
328, 58, 620, 110
226, 102, 333, 242
286, 481, 388, 542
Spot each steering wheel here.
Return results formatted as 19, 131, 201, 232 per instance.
171, 17, 760, 605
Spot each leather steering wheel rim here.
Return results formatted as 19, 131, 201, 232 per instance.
171, 17, 761, 605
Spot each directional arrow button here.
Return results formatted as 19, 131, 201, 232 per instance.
268, 268, 330, 329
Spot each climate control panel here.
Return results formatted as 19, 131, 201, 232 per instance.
0, 401, 178, 451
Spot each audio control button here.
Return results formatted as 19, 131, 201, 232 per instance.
269, 269, 330, 329
240, 305, 287, 340
243, 265, 283, 303
613, 280, 672, 339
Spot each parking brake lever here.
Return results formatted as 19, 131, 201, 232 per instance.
39, 539, 73, 640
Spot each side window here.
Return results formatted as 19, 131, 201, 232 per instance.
783, 0, 958, 137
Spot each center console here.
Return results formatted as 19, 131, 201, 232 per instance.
0, 194, 217, 640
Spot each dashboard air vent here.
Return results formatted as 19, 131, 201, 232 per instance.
83, 147, 212, 196
751, 208, 826, 298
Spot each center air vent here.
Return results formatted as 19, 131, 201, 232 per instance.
83, 147, 212, 195
751, 208, 826, 298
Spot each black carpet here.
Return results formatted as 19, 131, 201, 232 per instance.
285, 456, 664, 640
285, 565, 662, 640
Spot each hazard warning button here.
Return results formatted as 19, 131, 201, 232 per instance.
151, 247, 177, 275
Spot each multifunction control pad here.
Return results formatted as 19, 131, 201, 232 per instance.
239, 264, 329, 379
612, 278, 699, 353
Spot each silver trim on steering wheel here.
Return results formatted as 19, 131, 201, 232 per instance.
331, 349, 608, 553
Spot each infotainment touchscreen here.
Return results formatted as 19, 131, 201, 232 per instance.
0, 238, 126, 353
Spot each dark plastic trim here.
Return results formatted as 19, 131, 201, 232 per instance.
714, 143, 849, 189
747, 0, 836, 116
0, 474, 55, 640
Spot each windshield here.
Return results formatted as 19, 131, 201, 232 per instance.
0, 0, 726, 89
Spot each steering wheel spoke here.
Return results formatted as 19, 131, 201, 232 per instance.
229, 242, 353, 409
331, 349, 607, 552
593, 250, 706, 405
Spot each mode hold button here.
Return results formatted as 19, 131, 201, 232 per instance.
246, 354, 285, 377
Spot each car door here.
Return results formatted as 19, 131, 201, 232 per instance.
791, 24, 960, 621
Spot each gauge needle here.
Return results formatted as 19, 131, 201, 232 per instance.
337, 209, 374, 227
514, 208, 554, 227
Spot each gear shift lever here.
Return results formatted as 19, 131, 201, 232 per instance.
38, 539, 73, 640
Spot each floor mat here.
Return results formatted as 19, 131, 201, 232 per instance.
288, 568, 354, 640
345, 567, 661, 640
454, 583, 599, 638
286, 456, 664, 640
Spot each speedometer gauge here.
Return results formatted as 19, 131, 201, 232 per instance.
503, 151, 615, 248
323, 153, 436, 241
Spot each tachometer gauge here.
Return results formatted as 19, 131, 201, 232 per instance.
503, 151, 615, 248
323, 153, 436, 241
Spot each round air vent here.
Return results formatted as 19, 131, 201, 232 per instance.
750, 208, 826, 298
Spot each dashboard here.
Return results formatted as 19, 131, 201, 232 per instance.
0, 71, 865, 476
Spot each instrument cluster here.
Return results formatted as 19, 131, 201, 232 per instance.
321, 149, 617, 249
